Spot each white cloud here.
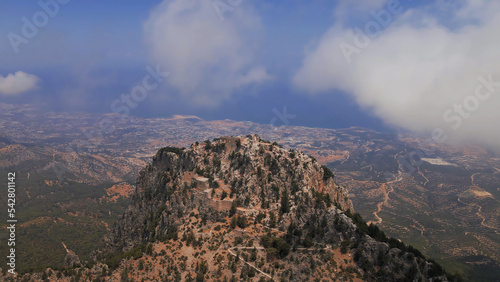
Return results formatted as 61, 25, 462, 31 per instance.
0, 71, 39, 95
294, 1, 500, 151
144, 0, 271, 106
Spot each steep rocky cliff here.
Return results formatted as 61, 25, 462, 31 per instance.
109, 135, 353, 249
103, 135, 457, 281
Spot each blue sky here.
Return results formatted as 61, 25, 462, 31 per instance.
0, 0, 389, 130
1, 0, 500, 148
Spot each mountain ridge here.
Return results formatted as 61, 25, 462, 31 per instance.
0, 134, 461, 281
102, 135, 457, 281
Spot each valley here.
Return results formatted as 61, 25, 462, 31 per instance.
0, 103, 499, 280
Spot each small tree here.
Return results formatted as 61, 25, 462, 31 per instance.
205, 140, 212, 150
120, 267, 129, 282
250, 247, 257, 262
230, 216, 237, 229
229, 202, 237, 217
237, 215, 248, 228
196, 271, 205, 282
273, 237, 290, 258
321, 165, 334, 180
269, 212, 276, 228
280, 189, 290, 214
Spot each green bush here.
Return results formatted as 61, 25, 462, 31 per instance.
280, 189, 290, 214
260, 234, 290, 259
105, 243, 148, 270
313, 190, 332, 207
321, 165, 334, 180
229, 202, 237, 217
196, 271, 205, 282
255, 212, 266, 224
237, 215, 248, 228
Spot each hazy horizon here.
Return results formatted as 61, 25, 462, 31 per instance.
1, 0, 500, 150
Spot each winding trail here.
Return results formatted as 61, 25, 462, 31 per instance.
61, 242, 70, 254
474, 203, 499, 232
227, 247, 272, 279
368, 173, 402, 225
493, 167, 500, 174
418, 168, 429, 186
339, 151, 350, 165
367, 152, 408, 226
467, 172, 500, 231
471, 173, 480, 186
458, 195, 499, 232
227, 245, 332, 280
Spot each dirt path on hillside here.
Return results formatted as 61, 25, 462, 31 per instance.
471, 173, 480, 186
474, 204, 499, 231
367, 153, 404, 225
227, 247, 272, 279
227, 245, 333, 280
418, 168, 429, 186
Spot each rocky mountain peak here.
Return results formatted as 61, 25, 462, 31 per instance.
104, 135, 454, 281
110, 134, 352, 247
